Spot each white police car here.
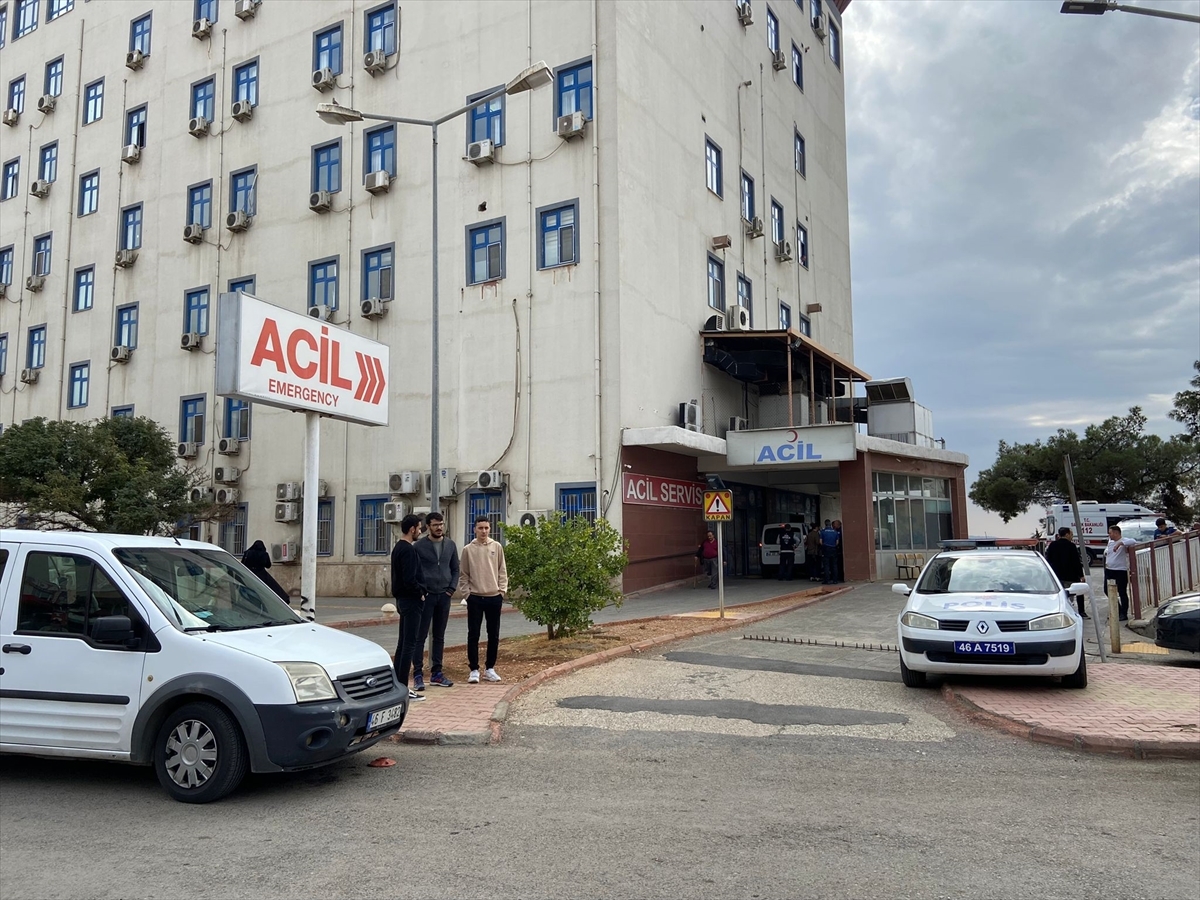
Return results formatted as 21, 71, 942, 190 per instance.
893, 546, 1088, 689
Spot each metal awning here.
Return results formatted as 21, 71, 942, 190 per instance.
701, 328, 871, 393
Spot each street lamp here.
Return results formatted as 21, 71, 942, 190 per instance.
317, 61, 552, 515
1060, 1, 1200, 23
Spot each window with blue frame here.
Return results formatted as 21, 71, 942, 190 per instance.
556, 61, 592, 120
0, 334, 7, 377
229, 275, 255, 294
8, 77, 25, 114
195, 0, 217, 23
73, 266, 94, 312
466, 492, 505, 543
0, 247, 12, 284
829, 20, 841, 69
309, 258, 339, 310
797, 222, 809, 268
28, 325, 47, 369
45, 58, 64, 97
766, 7, 778, 52
770, 199, 784, 244
33, 234, 51, 275
467, 220, 504, 284
220, 506, 248, 558
121, 205, 143, 250
188, 182, 212, 227
224, 398, 250, 441
47, 0, 73, 21
68, 362, 89, 409
233, 60, 258, 106
185, 287, 209, 335
180, 395, 206, 443
314, 25, 343, 74
798, 314, 811, 337
810, 0, 822, 21
740, 171, 754, 222
538, 202, 577, 269
792, 43, 803, 89
83, 79, 103, 124
365, 3, 396, 55
130, 13, 151, 55
736, 274, 752, 322
794, 130, 806, 176
365, 125, 395, 176
557, 486, 596, 524
312, 141, 341, 193
111, 405, 135, 418
707, 256, 725, 312
39, 143, 57, 182
362, 246, 392, 301
317, 499, 334, 555
779, 302, 792, 331
356, 497, 389, 555
15, 0, 38, 37
231, 168, 255, 214
469, 92, 503, 146
2, 160, 19, 201
78, 171, 98, 215
125, 106, 147, 147
705, 138, 722, 196
0, 8, 7, 48
115, 304, 138, 348
192, 78, 215, 121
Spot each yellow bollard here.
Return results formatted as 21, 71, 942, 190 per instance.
1107, 583, 1122, 654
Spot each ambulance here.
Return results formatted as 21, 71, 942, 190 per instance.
1043, 501, 1160, 564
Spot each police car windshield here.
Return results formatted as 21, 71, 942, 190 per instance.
916, 555, 1060, 595
114, 547, 302, 631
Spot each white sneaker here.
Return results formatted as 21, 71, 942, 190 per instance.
408, 689, 426, 702
468, 669, 480, 684
484, 668, 502, 682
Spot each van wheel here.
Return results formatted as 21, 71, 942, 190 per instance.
1061, 653, 1088, 689
900, 657, 928, 688
154, 701, 248, 803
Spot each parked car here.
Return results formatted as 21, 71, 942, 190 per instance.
0, 530, 407, 803
894, 545, 1088, 689
1113, 517, 1176, 544
759, 521, 809, 577
1152, 591, 1200, 653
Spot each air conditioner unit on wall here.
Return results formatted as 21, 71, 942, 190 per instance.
121, 144, 141, 164
110, 345, 133, 363
192, 17, 213, 39
189, 486, 213, 503
729, 416, 749, 433
2, 109, 19, 127
423, 468, 457, 499
365, 170, 391, 194
214, 466, 241, 484
226, 211, 252, 232
726, 305, 751, 332
364, 50, 388, 74
181, 332, 203, 351
775, 240, 793, 262
276, 482, 301, 501
114, 248, 138, 268
188, 117, 210, 137
272, 541, 299, 564
309, 190, 332, 212
703, 314, 727, 332
476, 470, 503, 491
275, 502, 300, 522
20, 368, 40, 384
812, 13, 828, 39
517, 509, 551, 528
467, 139, 495, 165
737, 1, 753, 26
37, 95, 57, 114
234, 0, 260, 20
30, 180, 50, 198
384, 501, 409, 523
215, 487, 240, 505
25, 275, 45, 292
300, 479, 329, 498
556, 110, 586, 140
217, 437, 240, 456
389, 471, 420, 494
360, 298, 386, 319
231, 100, 254, 122
745, 216, 764, 238
183, 223, 205, 243
312, 68, 336, 92
177, 442, 200, 459
309, 303, 334, 321
126, 50, 145, 70
772, 49, 787, 71
679, 400, 701, 432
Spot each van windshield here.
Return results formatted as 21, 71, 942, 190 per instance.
114, 547, 302, 632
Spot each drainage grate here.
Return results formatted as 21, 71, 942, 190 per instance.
742, 634, 899, 653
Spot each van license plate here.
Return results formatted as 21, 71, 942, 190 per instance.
367, 703, 405, 731
953, 641, 1015, 655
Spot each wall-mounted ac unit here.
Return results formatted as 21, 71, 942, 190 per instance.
217, 437, 240, 456
25, 275, 46, 292
363, 50, 388, 74
271, 541, 299, 564
556, 110, 586, 140
679, 400, 701, 433
37, 95, 57, 114
300, 479, 329, 498
389, 471, 420, 494
121, 144, 141, 164
775, 240, 793, 262
110, 345, 133, 363
711, 234, 733, 251
308, 304, 334, 321
517, 509, 550, 528
812, 13, 828, 40
772, 49, 787, 71
188, 486, 213, 503
215, 487, 240, 505
234, 0, 260, 20
703, 314, 727, 332
126, 50, 145, 70
30, 180, 50, 198
226, 210, 252, 232
231, 100, 254, 122
728, 416, 750, 433
2, 109, 19, 127
188, 116, 210, 137
383, 501, 409, 523
192, 17, 213, 39
20, 368, 40, 385
745, 216, 764, 238
114, 248, 138, 268
360, 298, 386, 319
726, 305, 751, 332
183, 223, 205, 244
0, 284, 7, 300
276, 481, 301, 501
364, 170, 391, 194
177, 442, 200, 459
214, 466, 241, 484
423, 468, 457, 499
275, 502, 300, 522
311, 68, 336, 92
467, 139, 495, 165
309, 190, 332, 213
737, 1, 753, 26
476, 470, 503, 491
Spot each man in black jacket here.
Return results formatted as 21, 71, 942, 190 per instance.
412, 511, 460, 690
1045, 527, 1087, 617
391, 514, 428, 701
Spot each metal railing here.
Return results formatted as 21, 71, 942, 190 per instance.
1129, 530, 1200, 619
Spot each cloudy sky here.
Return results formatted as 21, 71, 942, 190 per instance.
844, 0, 1200, 536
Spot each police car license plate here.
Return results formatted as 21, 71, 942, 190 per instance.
366, 703, 405, 731
954, 641, 1015, 655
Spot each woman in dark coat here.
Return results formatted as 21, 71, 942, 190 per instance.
241, 540, 291, 605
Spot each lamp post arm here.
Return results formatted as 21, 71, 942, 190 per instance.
1113, 3, 1200, 22
434, 85, 506, 127
357, 112, 436, 127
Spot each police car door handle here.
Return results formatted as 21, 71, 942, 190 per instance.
2, 644, 32, 655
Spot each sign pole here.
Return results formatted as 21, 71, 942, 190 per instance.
717, 521, 726, 619
300, 412, 320, 622
1064, 454, 1105, 662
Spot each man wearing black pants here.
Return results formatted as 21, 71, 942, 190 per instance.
390, 514, 428, 701
1045, 526, 1088, 617
458, 516, 509, 683
413, 511, 460, 690
1104, 524, 1138, 622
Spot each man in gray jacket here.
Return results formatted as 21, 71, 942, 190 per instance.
412, 511, 460, 690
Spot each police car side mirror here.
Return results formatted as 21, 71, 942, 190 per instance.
891, 583, 911, 597
1067, 582, 1091, 597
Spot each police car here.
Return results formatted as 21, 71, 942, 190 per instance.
893, 544, 1089, 689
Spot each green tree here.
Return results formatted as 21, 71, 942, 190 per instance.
1169, 360, 1200, 442
504, 515, 629, 639
0, 416, 218, 534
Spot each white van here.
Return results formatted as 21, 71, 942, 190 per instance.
760, 521, 809, 576
0, 530, 407, 803
1043, 502, 1160, 563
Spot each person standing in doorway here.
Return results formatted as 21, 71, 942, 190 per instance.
832, 520, 845, 583
413, 511, 460, 690
459, 516, 509, 683
697, 530, 719, 588
805, 523, 821, 582
777, 524, 797, 581
1045, 527, 1087, 617
390, 514, 428, 702
819, 519, 840, 585
1104, 524, 1138, 621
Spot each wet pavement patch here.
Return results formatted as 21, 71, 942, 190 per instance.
556, 695, 909, 727
663, 651, 901, 683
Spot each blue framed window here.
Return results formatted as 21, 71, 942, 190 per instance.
224, 398, 250, 441
466, 492, 506, 544
314, 24, 343, 74
8, 77, 25, 114
0, 8, 7, 48
365, 125, 395, 176
779, 302, 791, 331
15, 0, 38, 38
130, 13, 151, 55
185, 287, 209, 335
469, 92, 503, 146
795, 130, 806, 177
78, 171, 98, 215
0, 247, 12, 284
557, 61, 592, 120
766, 7, 778, 52
221, 506, 249, 558
32, 234, 51, 275
365, 3, 396, 55
188, 182, 212, 227
356, 497, 390, 555
792, 43, 803, 89
770, 199, 784, 244
180, 395, 206, 443
125, 106, 147, 147
111, 405, 135, 418
705, 138, 722, 196
195, 0, 217, 23
309, 258, 339, 310
798, 314, 811, 337
362, 246, 393, 301
191, 78, 215, 121
736, 274, 752, 323
810, 0, 822, 20
83, 79, 103, 124
234, 60, 259, 106
829, 20, 841, 69
47, 0, 72, 21
317, 499, 334, 555
557, 485, 596, 524
45, 58, 64, 97
707, 255, 725, 312
28, 325, 47, 369
68, 362, 89, 409
797, 223, 809, 268
73, 266, 94, 312
740, 171, 754, 221
312, 141, 341, 193
0, 334, 7, 377
116, 304, 138, 348
467, 220, 504, 284
2, 160, 18, 201
121, 204, 143, 250
538, 202, 577, 269
231, 168, 256, 214
39, 143, 58, 182
229, 275, 255, 294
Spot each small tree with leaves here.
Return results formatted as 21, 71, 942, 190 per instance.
504, 515, 629, 640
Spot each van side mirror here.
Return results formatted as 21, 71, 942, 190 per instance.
91, 615, 135, 646
891, 583, 912, 597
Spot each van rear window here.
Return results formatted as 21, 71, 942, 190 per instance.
0, 548, 7, 582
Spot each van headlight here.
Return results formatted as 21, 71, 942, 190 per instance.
901, 612, 939, 630
1029, 613, 1073, 631
278, 662, 338, 703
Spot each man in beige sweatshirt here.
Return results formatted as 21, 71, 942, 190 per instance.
459, 516, 509, 683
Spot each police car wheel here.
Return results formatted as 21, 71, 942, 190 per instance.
1060, 653, 1088, 689
900, 657, 928, 688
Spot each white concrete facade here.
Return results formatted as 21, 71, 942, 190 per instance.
0, 0, 852, 595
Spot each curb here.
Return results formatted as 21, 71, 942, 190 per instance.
941, 684, 1200, 761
